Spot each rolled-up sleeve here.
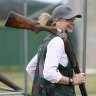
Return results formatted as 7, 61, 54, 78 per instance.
43, 37, 64, 83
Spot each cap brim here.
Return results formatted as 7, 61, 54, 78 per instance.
62, 13, 82, 19
75, 14, 82, 18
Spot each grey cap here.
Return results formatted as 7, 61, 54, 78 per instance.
52, 5, 81, 21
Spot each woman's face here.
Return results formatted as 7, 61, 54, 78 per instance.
55, 18, 75, 32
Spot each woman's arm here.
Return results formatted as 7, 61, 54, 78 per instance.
43, 36, 65, 83
26, 53, 38, 78
58, 73, 86, 85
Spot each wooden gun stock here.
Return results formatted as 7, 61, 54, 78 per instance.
5, 11, 39, 32
5, 11, 57, 34
5, 11, 88, 96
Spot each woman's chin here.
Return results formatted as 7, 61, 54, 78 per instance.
67, 27, 74, 33
67, 29, 73, 33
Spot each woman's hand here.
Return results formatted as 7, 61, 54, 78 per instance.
73, 73, 86, 85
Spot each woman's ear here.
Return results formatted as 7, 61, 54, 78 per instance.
54, 19, 60, 25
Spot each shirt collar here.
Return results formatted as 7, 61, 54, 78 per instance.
56, 28, 67, 39
57, 28, 62, 33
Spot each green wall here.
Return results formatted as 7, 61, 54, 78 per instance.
0, 26, 48, 68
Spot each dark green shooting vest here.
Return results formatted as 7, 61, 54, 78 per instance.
31, 33, 76, 96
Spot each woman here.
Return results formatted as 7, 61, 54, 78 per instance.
26, 5, 86, 96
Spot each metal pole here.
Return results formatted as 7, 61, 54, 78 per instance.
24, 0, 28, 96
82, 0, 87, 74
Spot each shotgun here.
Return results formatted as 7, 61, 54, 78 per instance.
5, 11, 88, 96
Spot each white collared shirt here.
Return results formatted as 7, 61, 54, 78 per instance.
26, 30, 68, 83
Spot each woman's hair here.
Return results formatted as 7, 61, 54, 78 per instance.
38, 13, 53, 26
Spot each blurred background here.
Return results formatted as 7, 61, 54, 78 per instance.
0, 0, 96, 96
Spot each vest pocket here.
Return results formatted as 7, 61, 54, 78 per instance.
39, 78, 55, 96
39, 84, 47, 96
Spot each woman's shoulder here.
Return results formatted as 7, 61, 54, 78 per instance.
51, 36, 63, 42
48, 36, 64, 46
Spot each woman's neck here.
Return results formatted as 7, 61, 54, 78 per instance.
56, 27, 66, 33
